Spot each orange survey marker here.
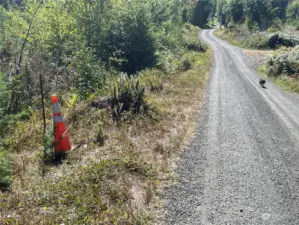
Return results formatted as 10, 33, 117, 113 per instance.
52, 95, 72, 153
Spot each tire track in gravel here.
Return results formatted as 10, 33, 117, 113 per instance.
164, 29, 299, 225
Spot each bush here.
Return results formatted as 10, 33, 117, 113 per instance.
242, 32, 270, 49
268, 33, 299, 49
242, 32, 299, 49
267, 45, 299, 76
72, 48, 108, 99
156, 50, 182, 75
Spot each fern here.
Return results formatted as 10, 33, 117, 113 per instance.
110, 74, 148, 120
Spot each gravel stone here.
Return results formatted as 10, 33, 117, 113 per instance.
164, 29, 299, 225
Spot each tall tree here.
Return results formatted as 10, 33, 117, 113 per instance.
270, 0, 290, 20
228, 0, 245, 23
245, 0, 272, 30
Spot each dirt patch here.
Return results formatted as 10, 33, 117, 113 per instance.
243, 49, 272, 69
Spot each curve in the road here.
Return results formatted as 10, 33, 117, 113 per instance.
164, 29, 299, 225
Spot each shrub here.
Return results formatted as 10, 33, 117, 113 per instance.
268, 33, 299, 49
242, 32, 270, 49
72, 48, 108, 99
156, 50, 182, 75
267, 45, 299, 76
0, 110, 30, 138
182, 24, 207, 52
138, 69, 164, 93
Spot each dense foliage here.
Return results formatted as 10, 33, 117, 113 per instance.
0, 0, 202, 119
0, 0, 208, 190
242, 32, 299, 49
268, 45, 299, 76
217, 0, 297, 31
193, 0, 215, 27
0, 0, 212, 219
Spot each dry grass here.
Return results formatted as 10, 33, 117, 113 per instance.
243, 49, 274, 56
0, 49, 213, 224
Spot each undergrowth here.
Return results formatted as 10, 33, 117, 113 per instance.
0, 44, 213, 224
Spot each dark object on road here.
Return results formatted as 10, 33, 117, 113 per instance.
259, 78, 266, 88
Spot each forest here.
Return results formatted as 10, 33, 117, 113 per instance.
0, 0, 298, 223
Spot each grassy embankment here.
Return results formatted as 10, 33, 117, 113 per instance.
0, 30, 213, 224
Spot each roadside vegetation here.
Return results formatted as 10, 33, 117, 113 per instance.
214, 0, 299, 94
0, 0, 213, 223
215, 26, 299, 50
258, 46, 299, 94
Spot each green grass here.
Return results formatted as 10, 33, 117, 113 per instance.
258, 65, 299, 94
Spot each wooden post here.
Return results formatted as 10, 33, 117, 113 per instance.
40, 72, 47, 176
40, 72, 46, 137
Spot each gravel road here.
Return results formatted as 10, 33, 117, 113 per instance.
164, 29, 299, 225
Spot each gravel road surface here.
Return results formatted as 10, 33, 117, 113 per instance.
164, 29, 299, 225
